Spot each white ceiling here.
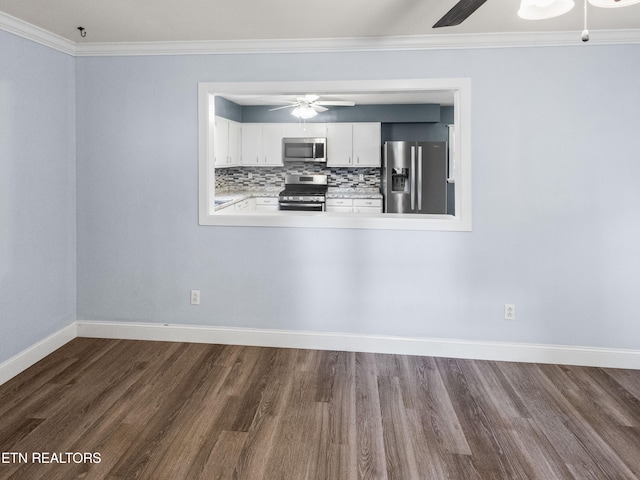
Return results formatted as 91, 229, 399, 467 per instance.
0, 0, 639, 44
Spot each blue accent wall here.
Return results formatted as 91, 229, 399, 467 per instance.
214, 96, 242, 122
241, 103, 441, 123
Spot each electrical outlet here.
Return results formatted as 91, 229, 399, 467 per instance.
247, 172, 253, 179
358, 173, 365, 181
190, 289, 200, 305
504, 304, 515, 320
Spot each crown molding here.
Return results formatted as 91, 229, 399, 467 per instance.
0, 11, 75, 55
2, 10, 640, 57
74, 29, 640, 56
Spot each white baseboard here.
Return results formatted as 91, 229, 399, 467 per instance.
0, 322, 77, 386
3, 320, 638, 388
76, 320, 640, 370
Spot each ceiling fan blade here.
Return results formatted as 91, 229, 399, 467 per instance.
268, 104, 298, 111
433, 0, 488, 28
315, 101, 356, 106
311, 104, 329, 112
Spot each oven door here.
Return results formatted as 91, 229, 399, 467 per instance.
279, 202, 325, 212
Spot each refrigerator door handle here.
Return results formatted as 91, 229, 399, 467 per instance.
447, 124, 456, 184
417, 145, 423, 210
410, 146, 416, 210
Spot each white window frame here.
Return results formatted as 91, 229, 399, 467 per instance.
198, 78, 471, 231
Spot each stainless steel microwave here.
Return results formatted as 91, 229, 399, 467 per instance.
282, 137, 327, 163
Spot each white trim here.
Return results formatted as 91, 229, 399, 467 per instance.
73, 29, 640, 56
198, 78, 473, 232
2, 320, 638, 388
77, 320, 640, 370
0, 12, 75, 56
0, 322, 77, 386
1, 11, 640, 57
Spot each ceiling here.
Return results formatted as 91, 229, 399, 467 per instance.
0, 0, 639, 45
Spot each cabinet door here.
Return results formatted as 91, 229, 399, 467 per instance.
262, 124, 283, 166
326, 124, 353, 167
241, 124, 262, 166
214, 117, 230, 167
228, 120, 241, 166
354, 198, 383, 213
353, 123, 381, 167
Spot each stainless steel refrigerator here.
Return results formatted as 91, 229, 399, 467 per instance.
381, 141, 449, 214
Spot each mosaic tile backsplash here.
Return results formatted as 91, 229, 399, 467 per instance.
215, 164, 380, 191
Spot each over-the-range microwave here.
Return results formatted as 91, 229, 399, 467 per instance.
282, 137, 327, 163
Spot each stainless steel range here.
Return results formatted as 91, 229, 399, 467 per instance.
278, 174, 328, 212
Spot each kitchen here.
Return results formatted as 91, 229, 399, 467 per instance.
210, 88, 458, 222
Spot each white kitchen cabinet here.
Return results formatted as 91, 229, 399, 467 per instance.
326, 123, 381, 167
255, 197, 279, 211
353, 123, 381, 167
241, 124, 262, 166
326, 197, 382, 213
214, 116, 241, 167
234, 198, 255, 212
353, 198, 383, 213
326, 124, 354, 166
241, 124, 283, 166
326, 198, 353, 213
261, 124, 283, 165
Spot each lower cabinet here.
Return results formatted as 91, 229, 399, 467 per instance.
218, 196, 382, 214
353, 198, 383, 213
217, 197, 255, 214
255, 197, 279, 211
326, 198, 382, 213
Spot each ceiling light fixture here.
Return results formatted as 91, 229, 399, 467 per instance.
291, 104, 318, 120
518, 0, 575, 19
518, 0, 639, 19
437, 0, 639, 35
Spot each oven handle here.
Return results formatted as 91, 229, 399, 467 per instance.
279, 202, 325, 209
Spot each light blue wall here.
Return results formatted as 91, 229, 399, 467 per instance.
0, 31, 76, 363
74, 45, 640, 350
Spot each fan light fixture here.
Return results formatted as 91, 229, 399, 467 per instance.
518, 0, 575, 19
291, 104, 318, 119
437, 0, 639, 31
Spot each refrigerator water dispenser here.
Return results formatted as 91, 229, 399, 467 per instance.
391, 168, 409, 193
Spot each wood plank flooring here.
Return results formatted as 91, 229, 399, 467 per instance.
1, 338, 640, 479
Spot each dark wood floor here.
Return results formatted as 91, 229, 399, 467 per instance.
1, 338, 640, 479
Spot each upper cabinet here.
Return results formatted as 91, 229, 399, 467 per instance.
327, 123, 380, 167
217, 119, 381, 168
241, 124, 283, 166
214, 116, 241, 167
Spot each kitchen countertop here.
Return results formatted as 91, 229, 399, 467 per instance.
327, 188, 382, 199
214, 188, 281, 210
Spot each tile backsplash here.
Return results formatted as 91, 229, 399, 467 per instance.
216, 164, 380, 191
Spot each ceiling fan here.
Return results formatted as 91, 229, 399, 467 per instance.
433, 0, 640, 29
268, 95, 356, 119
